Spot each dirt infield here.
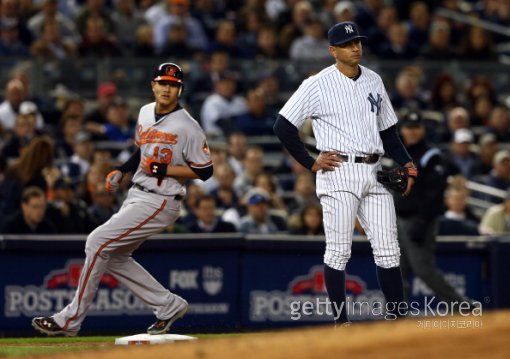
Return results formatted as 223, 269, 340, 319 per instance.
29, 311, 510, 359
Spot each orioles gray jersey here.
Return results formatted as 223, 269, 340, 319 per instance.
133, 103, 212, 195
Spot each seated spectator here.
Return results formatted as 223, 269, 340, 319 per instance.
207, 19, 244, 58
239, 190, 283, 234
390, 67, 427, 111
1, 106, 39, 160
210, 162, 239, 211
254, 24, 286, 60
0, 80, 45, 132
428, 73, 461, 114
86, 98, 135, 142
472, 133, 498, 176
46, 177, 94, 233
443, 129, 478, 180
420, 20, 456, 61
365, 4, 397, 56
30, 19, 76, 60
278, 1, 313, 57
27, 0, 80, 44
438, 186, 480, 236
231, 88, 276, 136
405, 1, 430, 52
178, 183, 206, 228
378, 22, 418, 60
78, 16, 123, 58
200, 73, 247, 137
474, 150, 510, 203
132, 23, 156, 57
254, 172, 287, 213
285, 172, 318, 214
0, 186, 56, 234
289, 202, 324, 235
438, 106, 471, 144
289, 18, 330, 62
187, 194, 237, 233
233, 146, 264, 198
87, 181, 118, 227
227, 131, 247, 177
0, 18, 30, 57
85, 82, 118, 126
55, 114, 84, 159
485, 105, 510, 143
480, 190, 510, 234
111, 0, 146, 51
458, 25, 497, 62
161, 22, 201, 58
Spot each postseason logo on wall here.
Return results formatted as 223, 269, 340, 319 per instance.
4, 260, 152, 318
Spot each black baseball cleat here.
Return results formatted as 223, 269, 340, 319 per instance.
147, 304, 189, 335
32, 317, 77, 337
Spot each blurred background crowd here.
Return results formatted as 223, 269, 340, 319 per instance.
2, 0, 510, 237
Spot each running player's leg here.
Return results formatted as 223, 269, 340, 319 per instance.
53, 193, 171, 333
107, 253, 187, 320
321, 191, 358, 323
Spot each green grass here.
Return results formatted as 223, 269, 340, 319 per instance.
0, 334, 247, 357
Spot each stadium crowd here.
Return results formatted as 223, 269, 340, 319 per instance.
1, 0, 510, 236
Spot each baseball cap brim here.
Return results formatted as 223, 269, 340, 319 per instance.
153, 75, 183, 83
330, 35, 367, 46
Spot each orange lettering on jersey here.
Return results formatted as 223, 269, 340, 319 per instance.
137, 126, 178, 145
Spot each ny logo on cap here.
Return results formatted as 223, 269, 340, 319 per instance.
345, 24, 354, 33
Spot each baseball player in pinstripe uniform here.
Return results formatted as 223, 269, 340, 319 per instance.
274, 22, 417, 324
32, 63, 213, 336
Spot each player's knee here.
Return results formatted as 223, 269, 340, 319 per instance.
324, 252, 350, 271
374, 254, 400, 269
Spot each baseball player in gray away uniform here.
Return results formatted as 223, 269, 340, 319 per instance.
274, 22, 417, 323
32, 63, 213, 336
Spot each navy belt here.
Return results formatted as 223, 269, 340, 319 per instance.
338, 154, 380, 164
133, 183, 183, 201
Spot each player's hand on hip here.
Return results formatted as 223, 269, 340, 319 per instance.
106, 170, 123, 192
311, 151, 342, 172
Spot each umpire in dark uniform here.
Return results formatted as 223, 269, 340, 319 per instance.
394, 110, 470, 307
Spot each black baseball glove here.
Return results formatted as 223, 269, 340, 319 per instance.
377, 166, 418, 193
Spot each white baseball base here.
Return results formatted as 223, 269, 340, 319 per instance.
115, 333, 197, 345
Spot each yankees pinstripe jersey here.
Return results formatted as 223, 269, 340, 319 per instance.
133, 103, 212, 196
279, 64, 398, 193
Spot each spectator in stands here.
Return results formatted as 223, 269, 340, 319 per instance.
178, 183, 206, 229
226, 131, 247, 177
30, 19, 76, 60
289, 18, 330, 62
207, 19, 244, 58
233, 145, 264, 198
481, 190, 510, 234
55, 114, 84, 159
378, 22, 418, 60
428, 73, 461, 114
86, 98, 135, 142
465, 75, 497, 109
150, 0, 209, 54
0, 0, 33, 46
254, 24, 286, 60
78, 16, 123, 57
438, 106, 471, 143
132, 23, 156, 57
390, 67, 427, 111
0, 186, 56, 234
27, 0, 80, 44
232, 88, 276, 136
187, 194, 237, 233
239, 189, 283, 234
472, 133, 499, 176
84, 82, 118, 126
485, 105, 510, 143
285, 171, 317, 214
1, 104, 40, 160
289, 202, 324, 235
355, 0, 383, 34
459, 25, 497, 62
0, 136, 57, 214
160, 22, 200, 58
61, 131, 95, 185
75, 0, 115, 36
480, 149, 510, 194
471, 94, 494, 127
193, 145, 228, 194
443, 129, 478, 180
254, 172, 287, 213
365, 4, 397, 56
0, 79, 26, 131
87, 181, 118, 227
200, 73, 247, 137
278, 0, 313, 57
237, 10, 267, 59
438, 186, 480, 236
210, 162, 239, 211
84, 159, 114, 205
111, 0, 146, 51
405, 1, 430, 52
46, 176, 94, 233
420, 20, 457, 61
331, 1, 356, 25
0, 18, 30, 56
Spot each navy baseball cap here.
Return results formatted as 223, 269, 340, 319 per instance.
400, 111, 423, 127
248, 193, 269, 205
328, 21, 367, 46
